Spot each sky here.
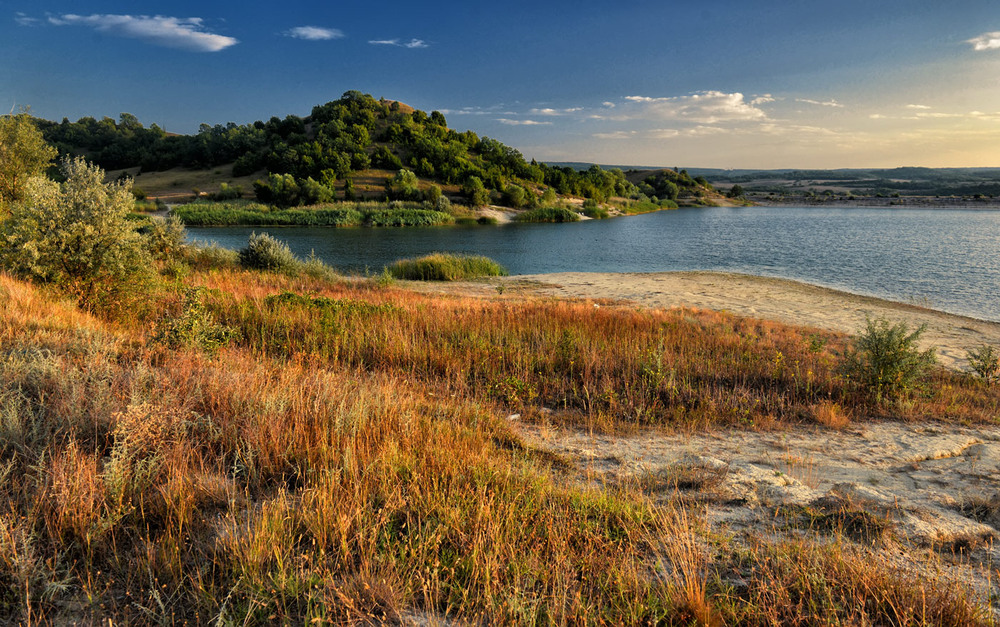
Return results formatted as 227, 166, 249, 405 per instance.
4, 0, 1000, 169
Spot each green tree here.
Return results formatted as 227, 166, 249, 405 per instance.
727, 184, 745, 199
0, 157, 154, 313
0, 113, 58, 211
386, 168, 420, 201
462, 176, 490, 207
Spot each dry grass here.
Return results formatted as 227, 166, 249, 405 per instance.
1, 268, 996, 623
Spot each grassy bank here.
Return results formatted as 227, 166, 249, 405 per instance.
0, 265, 996, 624
172, 200, 455, 227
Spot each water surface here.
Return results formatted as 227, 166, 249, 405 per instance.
188, 206, 1000, 322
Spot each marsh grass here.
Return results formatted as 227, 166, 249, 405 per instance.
387, 253, 509, 281
172, 200, 453, 227
0, 269, 997, 623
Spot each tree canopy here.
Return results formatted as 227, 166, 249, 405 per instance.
0, 113, 58, 211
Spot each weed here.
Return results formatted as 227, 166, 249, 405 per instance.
966, 344, 999, 384
844, 315, 936, 404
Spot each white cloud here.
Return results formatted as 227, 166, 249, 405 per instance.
14, 12, 39, 26
47, 14, 238, 51
285, 26, 343, 41
795, 98, 844, 108
967, 31, 1000, 51
624, 91, 769, 123
529, 107, 583, 116
497, 119, 551, 126
906, 104, 932, 110
602, 101, 616, 108
650, 128, 680, 139
369, 38, 428, 49
750, 94, 776, 106
593, 131, 636, 140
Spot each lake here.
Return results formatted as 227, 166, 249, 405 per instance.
188, 206, 1000, 322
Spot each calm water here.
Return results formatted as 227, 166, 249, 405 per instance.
188, 206, 1000, 322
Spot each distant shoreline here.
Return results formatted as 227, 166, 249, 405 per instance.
749, 195, 1000, 209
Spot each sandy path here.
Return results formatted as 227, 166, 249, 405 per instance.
499, 272, 1000, 371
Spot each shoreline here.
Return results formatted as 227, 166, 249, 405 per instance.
410, 270, 1000, 371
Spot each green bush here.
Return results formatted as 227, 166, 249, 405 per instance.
0, 156, 154, 314
238, 232, 300, 273
154, 287, 234, 353
844, 316, 936, 404
515, 207, 580, 223
181, 243, 239, 271
387, 253, 509, 281
582, 205, 610, 219
139, 215, 187, 261
966, 345, 999, 384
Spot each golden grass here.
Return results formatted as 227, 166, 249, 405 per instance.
0, 269, 994, 624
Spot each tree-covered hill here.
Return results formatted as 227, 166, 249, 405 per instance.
33, 91, 712, 209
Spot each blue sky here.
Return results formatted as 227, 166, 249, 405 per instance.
4, 0, 1000, 168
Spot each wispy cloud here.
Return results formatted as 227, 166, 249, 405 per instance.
285, 26, 343, 41
967, 31, 1000, 51
46, 14, 238, 51
437, 105, 514, 116
14, 12, 39, 26
624, 91, 769, 123
369, 38, 428, 49
593, 130, 636, 140
906, 104, 932, 110
497, 118, 551, 126
529, 107, 583, 116
795, 98, 844, 108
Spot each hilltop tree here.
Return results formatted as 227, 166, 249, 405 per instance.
0, 112, 58, 211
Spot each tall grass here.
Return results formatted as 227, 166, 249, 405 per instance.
387, 253, 509, 281
0, 270, 995, 623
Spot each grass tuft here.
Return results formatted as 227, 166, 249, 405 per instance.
387, 253, 509, 281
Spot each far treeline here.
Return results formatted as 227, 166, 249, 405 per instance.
31, 90, 714, 211
700, 166, 1000, 198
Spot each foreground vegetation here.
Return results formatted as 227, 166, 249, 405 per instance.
2, 260, 998, 623
2, 116, 998, 624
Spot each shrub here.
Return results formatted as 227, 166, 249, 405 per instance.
515, 207, 580, 223
966, 345, 999, 384
139, 215, 186, 261
238, 232, 300, 273
0, 156, 154, 314
844, 316, 936, 403
182, 242, 239, 271
582, 204, 610, 219
387, 253, 508, 281
153, 287, 233, 353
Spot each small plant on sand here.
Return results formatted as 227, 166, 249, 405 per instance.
966, 344, 999, 385
844, 316, 936, 404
